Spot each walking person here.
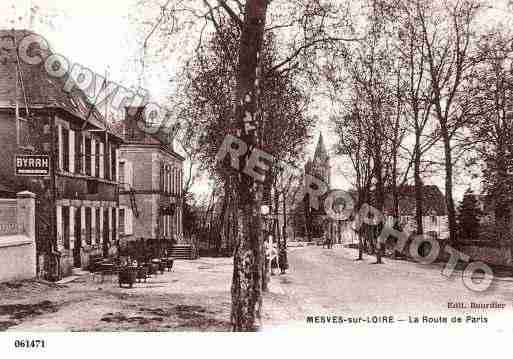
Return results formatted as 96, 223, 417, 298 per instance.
278, 240, 288, 274
270, 238, 278, 276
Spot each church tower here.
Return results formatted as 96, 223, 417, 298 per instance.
305, 133, 331, 188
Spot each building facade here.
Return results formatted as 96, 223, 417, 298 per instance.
117, 107, 184, 248
302, 133, 346, 243
383, 185, 449, 240
0, 30, 123, 279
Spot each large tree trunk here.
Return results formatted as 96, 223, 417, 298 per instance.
282, 192, 288, 251
230, 0, 269, 332
414, 137, 424, 236
495, 144, 509, 243
441, 126, 457, 243
374, 143, 385, 264
273, 185, 280, 242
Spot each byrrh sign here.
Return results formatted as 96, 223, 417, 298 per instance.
15, 154, 50, 176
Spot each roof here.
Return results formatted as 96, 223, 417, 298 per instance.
0, 29, 119, 137
383, 185, 447, 216
119, 106, 184, 161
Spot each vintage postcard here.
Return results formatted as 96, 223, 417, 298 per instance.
0, 0, 513, 356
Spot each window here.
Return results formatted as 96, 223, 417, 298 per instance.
17, 117, 31, 148
86, 180, 98, 194
85, 207, 92, 245
111, 146, 117, 182
119, 207, 133, 235
75, 132, 83, 174
62, 127, 69, 172
104, 143, 110, 180
63, 206, 70, 250
175, 168, 178, 195
85, 137, 92, 176
431, 216, 437, 224
160, 164, 164, 192
178, 168, 182, 195
118, 161, 125, 186
119, 208, 125, 235
111, 208, 117, 242
95, 208, 101, 244
95, 140, 100, 177
166, 166, 170, 194
162, 215, 166, 237
119, 160, 133, 190
171, 167, 174, 194
102, 208, 109, 244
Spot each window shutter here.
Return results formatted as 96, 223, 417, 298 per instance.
124, 161, 132, 190
171, 167, 175, 194
69, 130, 75, 173
91, 139, 96, 177
128, 161, 134, 188
179, 168, 182, 195
95, 140, 100, 177
160, 164, 164, 192
126, 208, 133, 235
57, 124, 63, 170
99, 142, 104, 178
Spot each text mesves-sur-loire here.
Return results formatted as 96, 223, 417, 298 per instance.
306, 315, 488, 324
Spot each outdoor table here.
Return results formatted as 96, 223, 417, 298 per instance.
147, 260, 160, 275
118, 266, 137, 288
151, 259, 165, 274
136, 264, 149, 283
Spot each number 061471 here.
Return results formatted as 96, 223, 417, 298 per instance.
14, 339, 46, 349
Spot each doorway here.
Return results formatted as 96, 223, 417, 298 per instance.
73, 207, 82, 267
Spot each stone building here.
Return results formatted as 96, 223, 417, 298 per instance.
0, 30, 123, 279
383, 185, 449, 240
302, 133, 346, 243
305, 133, 331, 189
117, 106, 185, 253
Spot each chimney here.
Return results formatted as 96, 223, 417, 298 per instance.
124, 106, 145, 141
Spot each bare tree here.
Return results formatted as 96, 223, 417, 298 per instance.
333, 107, 374, 260
418, 0, 482, 243
471, 28, 513, 242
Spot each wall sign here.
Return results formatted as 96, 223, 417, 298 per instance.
15, 154, 51, 176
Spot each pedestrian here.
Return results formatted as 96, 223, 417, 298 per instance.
264, 232, 272, 276
278, 240, 288, 274
270, 238, 278, 275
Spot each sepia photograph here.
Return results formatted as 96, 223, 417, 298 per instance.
0, 0, 513, 356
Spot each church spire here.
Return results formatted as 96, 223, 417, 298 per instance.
313, 132, 328, 163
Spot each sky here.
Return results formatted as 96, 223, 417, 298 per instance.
1, 0, 511, 202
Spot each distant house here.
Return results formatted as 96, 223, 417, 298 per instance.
383, 185, 449, 239
474, 194, 495, 225
117, 106, 185, 252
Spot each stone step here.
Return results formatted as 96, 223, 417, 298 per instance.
169, 244, 197, 260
